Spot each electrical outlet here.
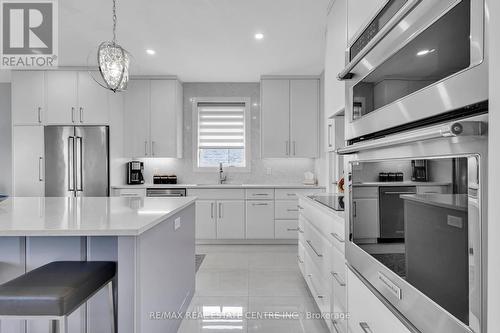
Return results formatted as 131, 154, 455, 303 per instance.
174, 217, 181, 230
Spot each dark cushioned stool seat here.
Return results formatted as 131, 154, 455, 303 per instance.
0, 261, 116, 316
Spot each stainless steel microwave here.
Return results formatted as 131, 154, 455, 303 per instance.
339, 114, 488, 333
340, 0, 487, 141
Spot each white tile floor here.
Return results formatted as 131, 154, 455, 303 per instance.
178, 245, 330, 333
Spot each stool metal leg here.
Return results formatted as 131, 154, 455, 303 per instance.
109, 280, 117, 333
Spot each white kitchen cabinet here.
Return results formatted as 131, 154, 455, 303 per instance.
246, 200, 275, 239
123, 79, 183, 158
261, 79, 290, 158
46, 71, 109, 124
124, 80, 150, 157
46, 71, 78, 124
13, 126, 44, 196
352, 197, 379, 240
112, 188, 146, 197
11, 71, 45, 125
195, 200, 217, 240
275, 220, 299, 239
290, 79, 319, 158
261, 78, 319, 158
77, 71, 109, 124
347, 267, 411, 333
347, 0, 386, 43
217, 200, 245, 239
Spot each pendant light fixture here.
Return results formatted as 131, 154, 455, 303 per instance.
97, 0, 130, 92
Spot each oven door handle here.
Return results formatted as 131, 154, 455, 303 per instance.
337, 121, 486, 154
338, 0, 421, 80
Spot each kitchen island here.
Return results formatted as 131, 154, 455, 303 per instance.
0, 196, 196, 333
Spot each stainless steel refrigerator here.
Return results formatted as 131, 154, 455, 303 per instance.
44, 126, 109, 197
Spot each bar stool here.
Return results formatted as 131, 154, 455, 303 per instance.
0, 261, 117, 333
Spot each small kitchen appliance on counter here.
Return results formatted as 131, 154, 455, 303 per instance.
411, 160, 429, 182
127, 161, 144, 185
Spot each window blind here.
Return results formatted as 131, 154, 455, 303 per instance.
198, 103, 246, 149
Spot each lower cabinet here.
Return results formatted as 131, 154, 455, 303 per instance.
195, 200, 245, 240
347, 267, 412, 333
275, 220, 299, 239
246, 200, 274, 239
13, 126, 45, 196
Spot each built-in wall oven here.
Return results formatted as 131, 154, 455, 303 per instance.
338, 114, 487, 333
340, 0, 487, 141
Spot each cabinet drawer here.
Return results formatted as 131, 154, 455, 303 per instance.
305, 221, 332, 282
299, 198, 345, 243
245, 188, 274, 199
275, 220, 299, 239
275, 188, 323, 200
330, 267, 348, 333
416, 185, 447, 194
113, 188, 146, 197
298, 241, 306, 275
305, 254, 330, 315
347, 267, 412, 333
187, 188, 245, 200
352, 186, 378, 198
275, 200, 299, 219
330, 245, 346, 284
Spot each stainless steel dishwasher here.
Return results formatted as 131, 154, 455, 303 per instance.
146, 188, 187, 197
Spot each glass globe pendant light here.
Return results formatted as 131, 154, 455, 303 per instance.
97, 0, 130, 92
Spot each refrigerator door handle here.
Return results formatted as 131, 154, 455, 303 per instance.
68, 136, 75, 191
75, 136, 83, 192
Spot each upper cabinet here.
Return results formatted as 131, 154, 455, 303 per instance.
347, 0, 386, 43
12, 70, 109, 125
123, 79, 183, 158
261, 78, 319, 158
12, 71, 45, 125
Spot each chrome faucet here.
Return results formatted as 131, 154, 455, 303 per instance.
219, 163, 227, 184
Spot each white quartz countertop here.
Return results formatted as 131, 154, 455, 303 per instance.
298, 194, 345, 219
111, 183, 325, 189
353, 181, 450, 187
0, 197, 196, 236
400, 194, 468, 211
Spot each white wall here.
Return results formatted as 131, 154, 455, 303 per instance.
487, 0, 499, 329
132, 83, 316, 185
0, 83, 12, 195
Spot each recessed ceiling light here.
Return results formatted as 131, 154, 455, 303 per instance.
416, 48, 435, 57
254, 33, 264, 40
146, 49, 156, 55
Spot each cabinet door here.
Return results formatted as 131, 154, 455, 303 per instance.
13, 126, 44, 196
347, 267, 411, 333
77, 71, 109, 124
261, 79, 290, 158
195, 200, 216, 239
46, 71, 78, 124
353, 198, 379, 239
12, 71, 45, 125
150, 80, 181, 157
217, 200, 245, 239
347, 0, 386, 42
246, 200, 274, 239
123, 80, 150, 157
290, 79, 319, 158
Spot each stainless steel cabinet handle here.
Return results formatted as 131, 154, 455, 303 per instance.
383, 191, 417, 195
211, 203, 214, 219
297, 255, 304, 264
307, 275, 324, 299
285, 141, 289, 156
287, 228, 299, 231
71, 107, 75, 123
38, 157, 43, 181
328, 124, 332, 148
297, 205, 304, 210
252, 203, 269, 206
287, 193, 296, 197
359, 322, 374, 333
37, 107, 42, 123
79, 107, 84, 123
75, 136, 83, 191
331, 320, 341, 333
152, 141, 156, 156
353, 201, 357, 217
253, 193, 269, 196
306, 240, 323, 257
293, 141, 296, 156
218, 203, 222, 218
330, 271, 346, 287
287, 209, 299, 212
297, 227, 304, 234
331, 233, 345, 243
144, 141, 148, 156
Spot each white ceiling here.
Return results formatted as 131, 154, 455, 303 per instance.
58, 0, 329, 82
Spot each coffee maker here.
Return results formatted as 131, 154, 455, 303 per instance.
127, 161, 145, 185
411, 160, 428, 182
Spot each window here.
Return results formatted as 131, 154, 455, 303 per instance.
194, 100, 250, 171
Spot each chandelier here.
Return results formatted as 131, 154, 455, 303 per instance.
97, 0, 130, 92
